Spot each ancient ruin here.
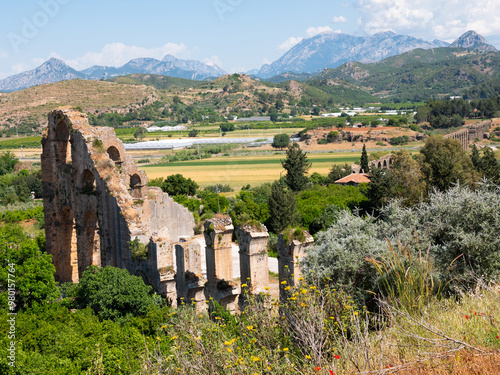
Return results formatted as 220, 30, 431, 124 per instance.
444, 120, 492, 150
42, 109, 313, 313
277, 229, 314, 302
42, 109, 194, 300
351, 154, 393, 174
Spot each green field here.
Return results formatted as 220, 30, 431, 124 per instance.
142, 152, 361, 188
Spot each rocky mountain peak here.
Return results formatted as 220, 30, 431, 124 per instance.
450, 30, 497, 52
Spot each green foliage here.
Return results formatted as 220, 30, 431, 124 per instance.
149, 174, 199, 196
74, 266, 157, 322
389, 135, 410, 145
296, 184, 368, 230
0, 225, 58, 311
128, 238, 149, 260
271, 133, 290, 149
173, 194, 202, 213
420, 135, 479, 191
282, 142, 311, 192
305, 184, 500, 305
478, 147, 500, 183
228, 190, 269, 227
367, 237, 441, 315
204, 184, 233, 193
2, 206, 44, 223
360, 144, 369, 173
188, 129, 199, 137
267, 181, 299, 234
327, 163, 351, 183
0, 151, 19, 175
197, 190, 229, 214
303, 211, 386, 306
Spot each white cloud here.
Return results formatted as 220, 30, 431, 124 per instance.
278, 26, 335, 53
305, 26, 334, 38
64, 42, 187, 70
277, 36, 304, 53
203, 55, 223, 67
356, 0, 500, 41
333, 16, 348, 23
11, 63, 31, 74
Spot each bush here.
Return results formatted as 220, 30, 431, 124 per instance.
74, 266, 157, 322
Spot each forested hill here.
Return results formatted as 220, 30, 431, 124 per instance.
311, 47, 500, 101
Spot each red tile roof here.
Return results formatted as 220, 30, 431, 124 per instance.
334, 173, 371, 184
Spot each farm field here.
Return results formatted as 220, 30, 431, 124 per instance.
141, 152, 362, 188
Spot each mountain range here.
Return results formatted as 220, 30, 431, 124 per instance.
256, 31, 450, 79
0, 30, 497, 92
0, 55, 226, 92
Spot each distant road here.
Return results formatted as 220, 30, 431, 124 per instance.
124, 137, 274, 150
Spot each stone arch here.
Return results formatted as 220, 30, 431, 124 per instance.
60, 207, 78, 282
107, 146, 121, 162
130, 173, 143, 198
377, 162, 382, 169
82, 169, 96, 192
78, 210, 100, 278
54, 120, 70, 166
130, 173, 142, 189
383, 159, 387, 168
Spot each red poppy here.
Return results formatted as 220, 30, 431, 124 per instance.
329, 371, 335, 375
465, 315, 469, 319
496, 336, 499, 339
334, 355, 340, 359
315, 367, 321, 371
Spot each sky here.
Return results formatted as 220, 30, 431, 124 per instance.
0, 0, 500, 79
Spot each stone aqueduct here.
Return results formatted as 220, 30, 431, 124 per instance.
42, 110, 490, 310
443, 120, 491, 151
42, 109, 313, 311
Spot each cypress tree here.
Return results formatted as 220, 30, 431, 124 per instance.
480, 147, 500, 183
282, 142, 311, 192
267, 181, 299, 233
470, 144, 481, 170
360, 144, 369, 173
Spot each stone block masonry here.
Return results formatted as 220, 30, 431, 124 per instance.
203, 215, 239, 313
42, 109, 194, 299
277, 229, 314, 302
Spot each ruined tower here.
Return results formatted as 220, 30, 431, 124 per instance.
42, 109, 194, 298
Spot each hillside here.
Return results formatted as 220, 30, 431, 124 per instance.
0, 73, 382, 134
0, 79, 159, 132
107, 74, 202, 90
313, 47, 500, 101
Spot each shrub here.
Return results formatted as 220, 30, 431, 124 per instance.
74, 266, 157, 322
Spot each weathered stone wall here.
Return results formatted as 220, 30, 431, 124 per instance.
277, 230, 314, 302
236, 223, 269, 295
203, 215, 239, 313
42, 109, 194, 297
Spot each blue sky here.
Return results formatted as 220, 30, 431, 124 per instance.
1, 0, 499, 79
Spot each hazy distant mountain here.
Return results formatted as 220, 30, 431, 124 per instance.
0, 58, 85, 92
450, 30, 497, 52
256, 31, 449, 78
83, 55, 226, 81
0, 55, 226, 92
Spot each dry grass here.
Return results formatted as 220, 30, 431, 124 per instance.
0, 79, 157, 126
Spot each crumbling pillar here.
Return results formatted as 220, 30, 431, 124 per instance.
204, 215, 239, 314
175, 237, 206, 311
277, 229, 314, 302
153, 239, 177, 307
236, 223, 269, 297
